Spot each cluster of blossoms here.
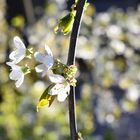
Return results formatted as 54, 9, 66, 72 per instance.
6, 0, 89, 110
6, 36, 32, 88
6, 36, 77, 110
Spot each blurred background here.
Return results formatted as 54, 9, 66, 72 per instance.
0, 0, 140, 140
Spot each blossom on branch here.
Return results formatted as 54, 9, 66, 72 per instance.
9, 36, 26, 64
34, 45, 54, 77
49, 74, 70, 102
9, 36, 33, 64
6, 62, 24, 88
37, 64, 77, 110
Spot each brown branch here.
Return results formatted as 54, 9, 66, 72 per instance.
67, 0, 87, 140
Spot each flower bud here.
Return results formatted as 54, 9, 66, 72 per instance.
69, 78, 77, 87
64, 65, 77, 79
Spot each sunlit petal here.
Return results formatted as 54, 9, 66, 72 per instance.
43, 56, 54, 68
35, 64, 46, 72
45, 45, 53, 56
14, 53, 25, 63
57, 92, 68, 102
49, 84, 64, 95
9, 69, 22, 80
7, 62, 25, 88
34, 45, 54, 76
49, 82, 70, 102
34, 52, 46, 63
7, 62, 20, 70
9, 51, 16, 60
8, 36, 26, 63
49, 74, 65, 83
15, 74, 24, 88
6, 62, 16, 67
13, 36, 26, 49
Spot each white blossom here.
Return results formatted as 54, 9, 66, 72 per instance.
9, 36, 26, 64
6, 62, 24, 88
49, 74, 70, 102
34, 45, 54, 77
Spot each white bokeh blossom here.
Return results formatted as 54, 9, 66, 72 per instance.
34, 45, 54, 77
48, 74, 70, 102
9, 36, 26, 64
6, 62, 24, 88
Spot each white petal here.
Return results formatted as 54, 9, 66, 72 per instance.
49, 74, 65, 83
6, 62, 20, 70
6, 62, 15, 67
35, 64, 46, 73
49, 83, 70, 96
7, 61, 24, 88
9, 69, 22, 80
49, 84, 63, 95
57, 92, 68, 102
9, 51, 16, 60
16, 47, 26, 56
43, 56, 54, 69
13, 52, 25, 63
45, 45, 53, 57
15, 74, 24, 88
9, 36, 26, 63
34, 52, 46, 63
64, 83, 70, 94
13, 36, 26, 49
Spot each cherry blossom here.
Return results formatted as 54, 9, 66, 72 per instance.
9, 36, 26, 64
48, 74, 70, 102
6, 62, 24, 88
34, 45, 54, 77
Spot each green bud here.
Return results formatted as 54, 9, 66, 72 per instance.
63, 65, 77, 86
64, 65, 77, 79
37, 84, 55, 111
69, 78, 77, 87
54, 12, 75, 35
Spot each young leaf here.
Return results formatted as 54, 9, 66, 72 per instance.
54, 12, 75, 35
37, 84, 55, 111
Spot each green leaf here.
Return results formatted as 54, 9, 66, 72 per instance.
37, 84, 55, 111
54, 12, 75, 35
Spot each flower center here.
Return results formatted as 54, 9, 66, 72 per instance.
21, 65, 31, 75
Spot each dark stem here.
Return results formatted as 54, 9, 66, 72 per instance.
67, 0, 87, 140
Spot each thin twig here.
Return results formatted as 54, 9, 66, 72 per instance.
67, 0, 87, 140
